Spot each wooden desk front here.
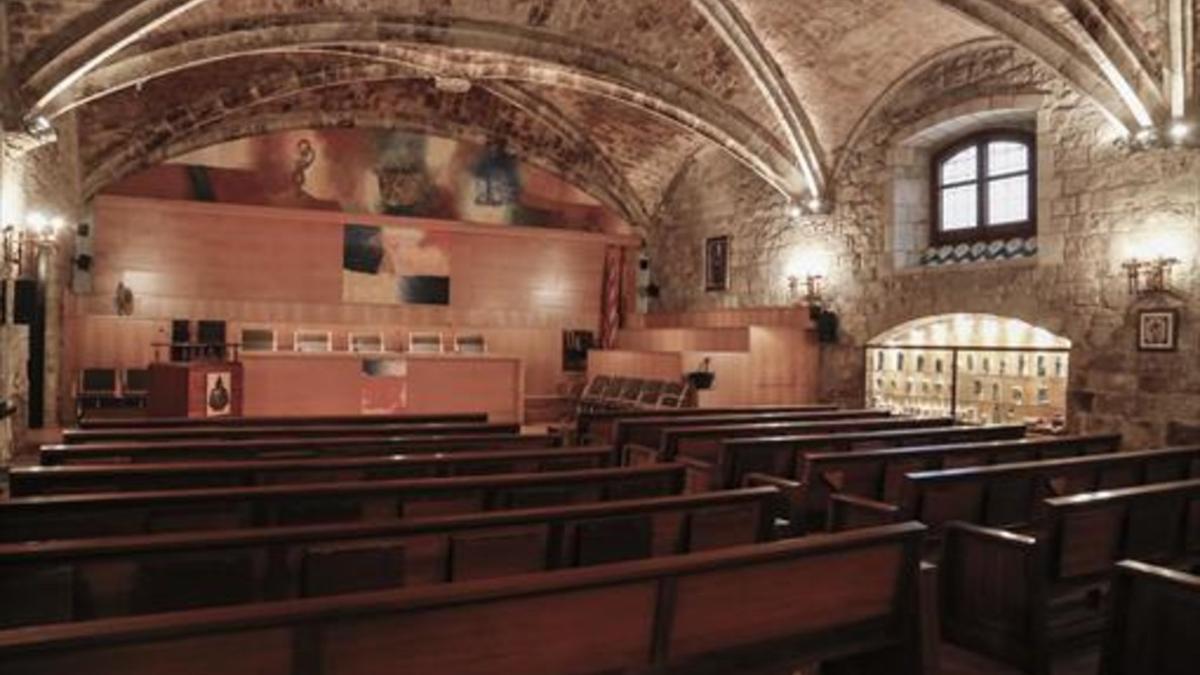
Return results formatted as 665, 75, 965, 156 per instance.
240, 352, 524, 423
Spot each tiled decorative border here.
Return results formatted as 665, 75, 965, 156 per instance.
920, 236, 1037, 267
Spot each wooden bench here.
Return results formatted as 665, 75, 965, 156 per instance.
0, 522, 930, 675
1099, 560, 1200, 675
746, 433, 1120, 534
39, 432, 560, 466
0, 487, 778, 628
828, 445, 1200, 540
578, 403, 837, 444
690, 423, 1028, 494
939, 477, 1200, 674
0, 464, 687, 542
613, 408, 890, 456
10, 445, 618, 496
630, 415, 957, 466
60, 421, 522, 445
75, 412, 489, 430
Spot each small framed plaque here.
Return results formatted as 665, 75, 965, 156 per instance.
704, 235, 730, 292
1137, 309, 1179, 351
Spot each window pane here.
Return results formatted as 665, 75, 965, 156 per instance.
940, 146, 977, 185
987, 175, 1029, 225
988, 141, 1028, 176
941, 184, 978, 230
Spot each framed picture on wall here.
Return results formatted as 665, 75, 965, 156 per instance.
704, 235, 730, 291
1137, 309, 1179, 351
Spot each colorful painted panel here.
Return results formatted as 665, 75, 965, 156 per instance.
103, 129, 622, 233
343, 224, 452, 305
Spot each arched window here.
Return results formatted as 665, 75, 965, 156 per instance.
933, 130, 1035, 244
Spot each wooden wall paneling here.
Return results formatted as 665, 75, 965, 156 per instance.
749, 326, 819, 405
616, 328, 750, 352
587, 351, 683, 382
628, 307, 813, 330
93, 200, 342, 304
63, 197, 628, 416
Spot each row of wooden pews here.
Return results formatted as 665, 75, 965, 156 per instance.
0, 404, 943, 674
1099, 560, 1200, 675
594, 405, 1200, 673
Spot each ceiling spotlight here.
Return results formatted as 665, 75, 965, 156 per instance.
786, 203, 803, 219
806, 197, 824, 214
1134, 127, 1158, 146
1168, 121, 1192, 143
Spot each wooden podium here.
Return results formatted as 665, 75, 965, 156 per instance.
148, 344, 244, 419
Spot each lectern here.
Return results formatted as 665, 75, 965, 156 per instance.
147, 343, 244, 418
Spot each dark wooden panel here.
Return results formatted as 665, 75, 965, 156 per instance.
301, 541, 405, 598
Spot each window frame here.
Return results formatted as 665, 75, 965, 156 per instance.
931, 129, 1037, 245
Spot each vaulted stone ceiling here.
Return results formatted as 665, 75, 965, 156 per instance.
5, 0, 1193, 233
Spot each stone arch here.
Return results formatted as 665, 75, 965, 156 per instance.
85, 95, 655, 236
32, 16, 810, 201
80, 58, 654, 230
938, 0, 1168, 131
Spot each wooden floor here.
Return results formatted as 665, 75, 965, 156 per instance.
940, 644, 1100, 675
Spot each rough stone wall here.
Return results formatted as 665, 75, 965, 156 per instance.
651, 44, 1200, 449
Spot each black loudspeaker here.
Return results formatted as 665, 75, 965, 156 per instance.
170, 319, 191, 362
816, 310, 839, 344
0, 280, 6, 324
13, 279, 36, 325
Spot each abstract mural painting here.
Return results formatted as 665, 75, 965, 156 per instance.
105, 129, 622, 233
343, 224, 452, 305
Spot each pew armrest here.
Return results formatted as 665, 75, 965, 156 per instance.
742, 473, 803, 536
939, 521, 1041, 670
826, 493, 901, 532
677, 456, 718, 493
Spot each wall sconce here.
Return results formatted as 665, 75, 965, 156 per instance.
2, 225, 26, 279
788, 273, 825, 318
1123, 256, 1181, 296
2, 214, 64, 279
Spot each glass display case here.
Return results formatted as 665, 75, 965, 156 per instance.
865, 314, 1069, 430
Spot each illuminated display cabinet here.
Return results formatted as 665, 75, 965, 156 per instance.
865, 314, 1069, 430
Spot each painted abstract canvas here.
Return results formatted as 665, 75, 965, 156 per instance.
343, 223, 452, 305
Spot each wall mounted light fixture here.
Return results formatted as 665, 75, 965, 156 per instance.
1123, 256, 1181, 296
787, 273, 825, 318
2, 213, 65, 279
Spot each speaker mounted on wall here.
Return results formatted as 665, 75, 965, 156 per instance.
12, 279, 36, 325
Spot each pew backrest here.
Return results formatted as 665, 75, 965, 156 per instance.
789, 434, 1120, 532
0, 464, 688, 542
61, 421, 521, 445
11, 445, 618, 496
0, 522, 929, 675
901, 445, 1200, 535
1043, 477, 1200, 583
75, 412, 488, 430
1100, 560, 1200, 675
579, 404, 837, 444
40, 432, 559, 465
640, 416, 957, 466
0, 487, 778, 628
715, 424, 1027, 492
613, 409, 889, 455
